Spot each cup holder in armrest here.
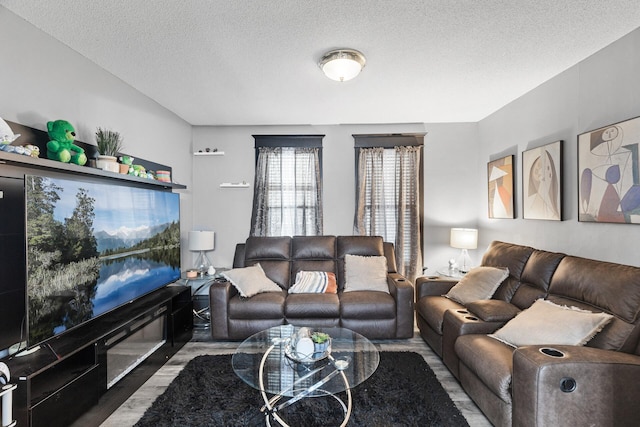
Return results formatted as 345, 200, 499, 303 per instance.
456, 310, 469, 314
464, 316, 479, 321
539, 347, 565, 358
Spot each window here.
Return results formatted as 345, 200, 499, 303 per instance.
354, 134, 424, 280
251, 135, 324, 237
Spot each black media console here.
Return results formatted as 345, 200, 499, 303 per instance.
7, 284, 192, 427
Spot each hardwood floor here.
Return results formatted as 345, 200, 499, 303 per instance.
81, 327, 491, 426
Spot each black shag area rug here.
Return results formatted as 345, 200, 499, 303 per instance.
135, 352, 469, 427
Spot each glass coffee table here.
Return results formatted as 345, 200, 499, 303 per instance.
232, 325, 379, 427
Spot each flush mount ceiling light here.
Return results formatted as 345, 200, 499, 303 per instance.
319, 49, 366, 82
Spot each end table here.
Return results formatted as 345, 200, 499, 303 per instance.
178, 269, 227, 329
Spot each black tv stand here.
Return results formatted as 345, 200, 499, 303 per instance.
6, 285, 192, 427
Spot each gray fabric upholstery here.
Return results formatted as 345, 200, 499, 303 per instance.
211, 235, 414, 340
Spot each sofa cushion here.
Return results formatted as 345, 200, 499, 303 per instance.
549, 256, 640, 324
289, 271, 337, 294
222, 263, 283, 298
285, 293, 340, 318
228, 290, 286, 319
445, 266, 509, 304
489, 299, 614, 347
340, 291, 396, 319
466, 300, 521, 322
343, 254, 389, 293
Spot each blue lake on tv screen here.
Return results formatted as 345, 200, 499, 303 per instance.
92, 255, 180, 317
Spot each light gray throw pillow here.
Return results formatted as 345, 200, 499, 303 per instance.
343, 254, 389, 293
221, 263, 282, 298
489, 299, 614, 347
444, 266, 509, 304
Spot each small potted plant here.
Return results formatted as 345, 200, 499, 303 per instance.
95, 127, 123, 173
311, 331, 331, 357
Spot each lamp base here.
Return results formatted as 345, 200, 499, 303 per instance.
456, 249, 472, 273
193, 251, 213, 275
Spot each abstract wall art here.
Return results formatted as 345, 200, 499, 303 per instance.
578, 116, 640, 224
522, 140, 563, 220
487, 155, 514, 219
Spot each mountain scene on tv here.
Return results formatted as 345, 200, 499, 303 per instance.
26, 175, 180, 344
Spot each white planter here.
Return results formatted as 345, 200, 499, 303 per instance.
95, 155, 120, 173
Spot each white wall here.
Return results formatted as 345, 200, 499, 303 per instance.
0, 7, 194, 267
477, 27, 640, 266
191, 123, 478, 269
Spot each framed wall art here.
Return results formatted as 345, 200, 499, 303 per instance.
578, 116, 640, 224
487, 155, 514, 219
522, 140, 563, 220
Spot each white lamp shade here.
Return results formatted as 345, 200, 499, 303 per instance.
450, 228, 478, 250
188, 231, 215, 251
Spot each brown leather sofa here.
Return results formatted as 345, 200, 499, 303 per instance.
416, 241, 640, 427
210, 235, 414, 340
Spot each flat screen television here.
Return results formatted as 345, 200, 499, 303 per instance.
25, 175, 181, 347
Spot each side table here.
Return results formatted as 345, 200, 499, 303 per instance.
177, 269, 228, 329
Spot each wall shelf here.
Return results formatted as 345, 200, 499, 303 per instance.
193, 151, 224, 156
0, 151, 186, 189
220, 182, 250, 188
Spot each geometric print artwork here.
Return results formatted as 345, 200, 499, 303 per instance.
487, 155, 515, 219
578, 116, 640, 224
522, 140, 563, 220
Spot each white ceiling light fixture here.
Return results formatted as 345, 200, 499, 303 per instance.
319, 49, 366, 82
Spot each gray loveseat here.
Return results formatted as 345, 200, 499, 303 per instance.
415, 241, 640, 427
210, 235, 414, 340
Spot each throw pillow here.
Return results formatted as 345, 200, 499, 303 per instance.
489, 299, 614, 347
289, 271, 338, 294
343, 254, 389, 293
444, 266, 509, 305
221, 263, 282, 298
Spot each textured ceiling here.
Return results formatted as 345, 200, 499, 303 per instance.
3, 1, 640, 125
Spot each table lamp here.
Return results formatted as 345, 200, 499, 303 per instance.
189, 230, 215, 275
450, 228, 478, 273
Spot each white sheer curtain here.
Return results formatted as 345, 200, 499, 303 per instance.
355, 145, 423, 280
251, 146, 322, 236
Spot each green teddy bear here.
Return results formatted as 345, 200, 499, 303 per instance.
46, 120, 87, 165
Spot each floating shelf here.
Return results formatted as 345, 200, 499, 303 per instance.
220, 182, 250, 188
0, 151, 186, 189
193, 151, 224, 156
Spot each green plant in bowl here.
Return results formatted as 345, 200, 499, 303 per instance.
311, 332, 330, 344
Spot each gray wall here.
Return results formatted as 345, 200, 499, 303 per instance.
476, 27, 640, 266
191, 123, 479, 270
4, 3, 639, 272
0, 7, 194, 267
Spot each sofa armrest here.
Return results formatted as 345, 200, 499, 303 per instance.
512, 345, 640, 427
415, 276, 458, 301
209, 280, 234, 339
465, 300, 520, 322
388, 273, 414, 338
442, 309, 507, 378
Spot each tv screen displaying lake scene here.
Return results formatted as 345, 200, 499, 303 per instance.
26, 175, 181, 346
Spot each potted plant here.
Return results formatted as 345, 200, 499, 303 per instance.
95, 127, 123, 173
311, 331, 331, 357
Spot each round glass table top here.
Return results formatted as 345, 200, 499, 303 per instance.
232, 325, 379, 397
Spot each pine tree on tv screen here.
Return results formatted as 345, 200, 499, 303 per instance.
26, 175, 181, 345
